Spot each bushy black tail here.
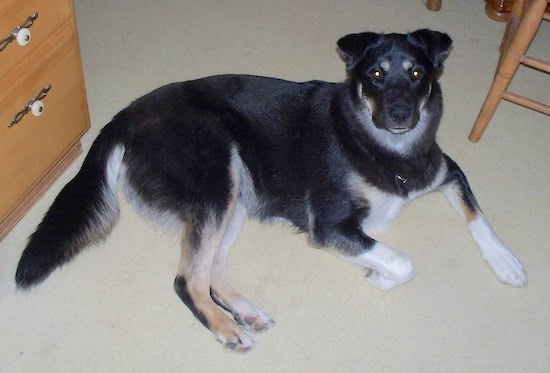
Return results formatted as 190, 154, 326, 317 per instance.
15, 122, 126, 289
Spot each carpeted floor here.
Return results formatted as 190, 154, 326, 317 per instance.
1, 0, 549, 371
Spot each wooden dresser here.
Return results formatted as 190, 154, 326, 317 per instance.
0, 0, 90, 239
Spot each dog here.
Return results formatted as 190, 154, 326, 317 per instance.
15, 29, 527, 352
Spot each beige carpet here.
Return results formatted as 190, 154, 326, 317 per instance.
1, 0, 549, 371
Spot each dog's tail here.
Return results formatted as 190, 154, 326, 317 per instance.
15, 119, 126, 289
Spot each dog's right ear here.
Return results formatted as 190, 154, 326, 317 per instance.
337, 32, 382, 71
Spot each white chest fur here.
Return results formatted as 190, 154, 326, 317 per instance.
360, 189, 407, 232
349, 163, 448, 233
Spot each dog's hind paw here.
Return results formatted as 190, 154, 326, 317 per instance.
234, 313, 274, 333
214, 324, 257, 353
232, 298, 274, 333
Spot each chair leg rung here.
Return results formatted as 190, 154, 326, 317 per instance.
521, 55, 550, 73
502, 91, 550, 115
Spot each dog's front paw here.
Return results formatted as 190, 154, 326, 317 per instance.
469, 216, 527, 287
364, 252, 415, 291
484, 249, 527, 288
365, 269, 399, 290
364, 267, 414, 291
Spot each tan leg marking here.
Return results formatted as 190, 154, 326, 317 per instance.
210, 202, 274, 332
176, 197, 256, 352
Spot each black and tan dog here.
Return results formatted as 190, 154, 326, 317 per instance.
16, 29, 527, 352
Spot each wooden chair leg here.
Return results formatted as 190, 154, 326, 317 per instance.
426, 0, 442, 11
468, 0, 548, 142
496, 0, 525, 72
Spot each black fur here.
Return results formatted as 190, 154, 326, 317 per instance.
174, 276, 210, 328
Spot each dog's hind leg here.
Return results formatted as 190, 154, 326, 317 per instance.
209, 202, 274, 333
440, 154, 527, 287
173, 199, 256, 353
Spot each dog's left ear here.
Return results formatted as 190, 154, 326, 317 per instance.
337, 32, 383, 70
407, 29, 453, 70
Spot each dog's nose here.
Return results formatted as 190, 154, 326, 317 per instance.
389, 103, 411, 123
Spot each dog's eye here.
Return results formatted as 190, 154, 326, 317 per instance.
371, 69, 383, 79
411, 69, 422, 79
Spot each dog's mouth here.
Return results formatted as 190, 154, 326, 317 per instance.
387, 126, 411, 135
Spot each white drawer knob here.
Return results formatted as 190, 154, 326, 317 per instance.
31, 100, 45, 117
16, 28, 32, 46
7, 85, 50, 127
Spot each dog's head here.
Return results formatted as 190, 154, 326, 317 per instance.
337, 30, 452, 152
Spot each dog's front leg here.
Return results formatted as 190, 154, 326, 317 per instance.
339, 243, 416, 291
310, 218, 415, 291
440, 155, 527, 287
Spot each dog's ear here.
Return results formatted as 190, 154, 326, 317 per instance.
407, 29, 453, 70
337, 32, 382, 70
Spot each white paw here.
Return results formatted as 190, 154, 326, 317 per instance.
469, 216, 527, 288
339, 245, 415, 291
365, 254, 415, 291
365, 269, 403, 290
484, 249, 527, 288
365, 267, 415, 291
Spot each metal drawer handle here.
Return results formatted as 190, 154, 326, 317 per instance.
0, 13, 39, 52
8, 85, 51, 128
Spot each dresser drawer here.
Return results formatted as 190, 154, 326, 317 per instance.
0, 0, 72, 78
0, 20, 89, 221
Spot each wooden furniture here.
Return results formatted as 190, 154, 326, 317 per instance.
0, 0, 90, 239
485, 0, 516, 21
426, 0, 442, 11
427, 0, 517, 21
469, 0, 550, 142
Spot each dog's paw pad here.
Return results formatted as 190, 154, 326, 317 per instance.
235, 312, 274, 333
215, 327, 256, 353
231, 298, 274, 333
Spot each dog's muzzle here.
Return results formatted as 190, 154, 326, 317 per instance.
387, 101, 414, 134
